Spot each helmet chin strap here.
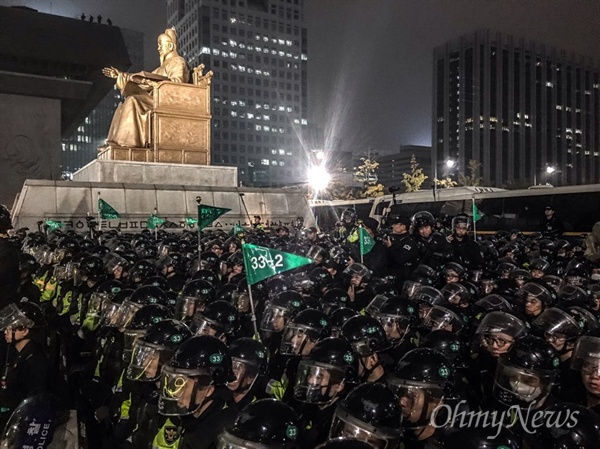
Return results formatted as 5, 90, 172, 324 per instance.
359, 354, 381, 382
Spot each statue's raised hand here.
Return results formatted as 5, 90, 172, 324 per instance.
102, 67, 120, 79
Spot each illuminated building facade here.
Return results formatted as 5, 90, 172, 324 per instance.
433, 29, 600, 186
167, 0, 308, 187
61, 28, 144, 176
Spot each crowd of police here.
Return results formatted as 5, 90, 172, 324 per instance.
0, 203, 600, 449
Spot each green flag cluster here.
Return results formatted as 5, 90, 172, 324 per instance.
186, 217, 198, 226
359, 227, 376, 255
147, 214, 165, 230
98, 198, 120, 220
242, 243, 315, 285
45, 220, 63, 230
230, 223, 246, 237
198, 205, 231, 230
472, 202, 482, 222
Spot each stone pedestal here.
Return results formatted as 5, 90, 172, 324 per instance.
73, 159, 238, 187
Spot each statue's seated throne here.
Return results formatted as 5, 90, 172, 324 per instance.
98, 65, 213, 165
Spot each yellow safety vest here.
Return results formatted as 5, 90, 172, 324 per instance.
152, 419, 181, 449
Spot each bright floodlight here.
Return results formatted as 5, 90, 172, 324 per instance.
316, 150, 325, 160
446, 159, 456, 168
308, 165, 331, 192
546, 166, 556, 174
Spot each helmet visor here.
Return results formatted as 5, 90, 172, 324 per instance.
175, 296, 202, 322
571, 336, 600, 372
260, 304, 287, 333
385, 379, 443, 428
216, 431, 286, 449
329, 410, 401, 449
53, 264, 69, 282
115, 300, 143, 329
364, 295, 389, 318
0, 304, 33, 331
493, 359, 555, 406
232, 291, 251, 314
375, 313, 411, 342
158, 365, 212, 416
421, 307, 464, 333
532, 308, 580, 339
100, 301, 121, 327
475, 312, 527, 340
294, 360, 345, 405
192, 315, 225, 338
280, 324, 319, 356
228, 358, 260, 393
127, 340, 166, 382
402, 281, 422, 299
123, 329, 146, 362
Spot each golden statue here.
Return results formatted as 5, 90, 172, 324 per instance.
103, 28, 190, 148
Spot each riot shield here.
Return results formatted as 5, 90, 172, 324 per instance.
1, 394, 69, 449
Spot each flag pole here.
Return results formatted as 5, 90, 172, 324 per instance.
196, 197, 202, 272
359, 224, 364, 265
153, 208, 158, 240
246, 281, 260, 340
472, 196, 477, 240
97, 192, 103, 238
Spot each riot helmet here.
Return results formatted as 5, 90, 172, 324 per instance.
532, 403, 600, 449
260, 290, 306, 333
280, 309, 330, 356
127, 319, 192, 382
493, 335, 559, 408
216, 399, 300, 449
374, 297, 418, 345
329, 307, 358, 338
387, 348, 454, 430
174, 279, 216, 322
329, 383, 403, 448
227, 338, 268, 394
191, 300, 240, 340
571, 335, 600, 398
420, 303, 469, 335
321, 288, 351, 315
294, 337, 358, 405
475, 311, 527, 357
159, 335, 234, 416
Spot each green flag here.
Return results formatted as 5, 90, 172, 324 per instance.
186, 217, 198, 226
359, 227, 376, 255
45, 220, 63, 230
472, 202, 482, 222
147, 214, 165, 230
242, 243, 315, 285
98, 198, 120, 219
198, 204, 231, 230
230, 223, 246, 236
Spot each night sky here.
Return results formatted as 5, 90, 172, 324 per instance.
3, 0, 599, 156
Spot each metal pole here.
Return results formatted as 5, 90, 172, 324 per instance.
247, 282, 260, 340
238, 192, 253, 226
196, 197, 202, 272
472, 196, 477, 240
97, 192, 102, 240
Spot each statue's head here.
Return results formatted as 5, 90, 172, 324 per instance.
157, 28, 178, 61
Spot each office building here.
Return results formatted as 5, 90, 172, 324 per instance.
167, 0, 308, 187
61, 28, 144, 176
377, 146, 432, 190
433, 29, 600, 187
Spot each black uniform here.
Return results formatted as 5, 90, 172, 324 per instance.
0, 238, 20, 308
414, 232, 453, 269
540, 215, 564, 239
450, 235, 483, 269
385, 233, 418, 284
